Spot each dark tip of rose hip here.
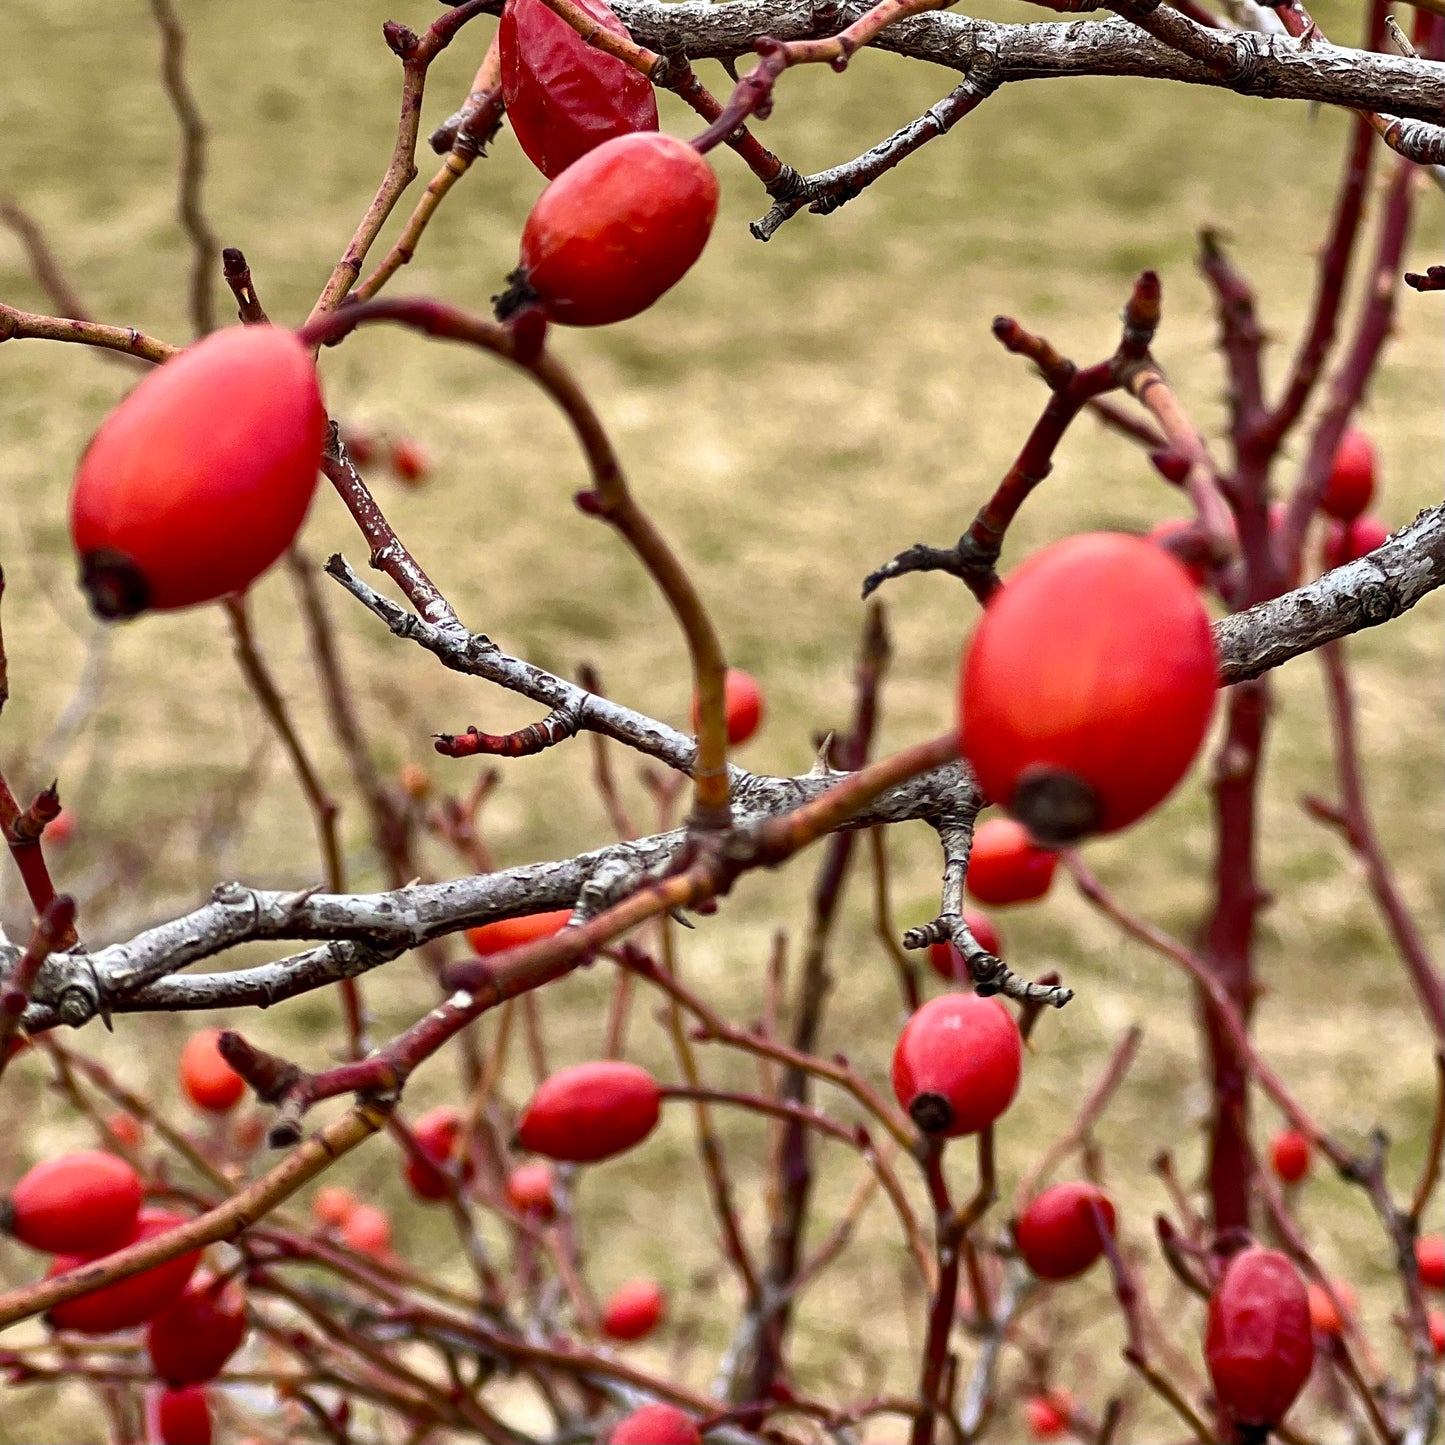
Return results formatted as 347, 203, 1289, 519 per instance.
492, 269, 540, 323
80, 549, 150, 620
909, 1092, 954, 1135
1011, 770, 1101, 847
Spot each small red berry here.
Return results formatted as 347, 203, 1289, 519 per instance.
610, 1403, 702, 1445
891, 993, 1023, 1137
1429, 1309, 1444, 1358
506, 1162, 557, 1220
1015, 1182, 1116, 1281
404, 1106, 474, 1203
466, 910, 572, 956
3, 1151, 143, 1255
506, 132, 719, 328
70, 326, 326, 618
960, 533, 1218, 843
147, 1275, 248, 1385
602, 1278, 666, 1341
106, 1112, 142, 1150
312, 1186, 358, 1230
156, 1385, 213, 1445
1269, 1130, 1311, 1185
1321, 428, 1376, 521
928, 910, 1003, 981
340, 1204, 393, 1258
45, 808, 76, 846
691, 668, 764, 747
500, 0, 659, 180
339, 424, 377, 467
517, 1061, 662, 1163
46, 1209, 202, 1334
966, 819, 1057, 907
1322, 514, 1390, 569
1023, 1390, 1073, 1439
388, 437, 431, 485
1417, 1234, 1444, 1290
1308, 1279, 1356, 1337
398, 762, 430, 800
180, 1029, 245, 1113
1205, 1247, 1314, 1431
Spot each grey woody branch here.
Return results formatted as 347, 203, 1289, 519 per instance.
609, 0, 1445, 124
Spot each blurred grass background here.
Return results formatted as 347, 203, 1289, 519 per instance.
0, 0, 1441, 1439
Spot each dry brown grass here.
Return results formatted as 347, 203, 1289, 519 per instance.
0, 0, 1440, 1439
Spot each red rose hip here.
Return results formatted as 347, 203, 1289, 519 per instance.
891, 992, 1022, 1137
156, 1385, 213, 1445
502, 132, 719, 327
500, 0, 658, 180
966, 819, 1057, 907
1418, 1234, 1444, 1290
147, 1276, 248, 1385
404, 1105, 473, 1202
466, 909, 571, 956
517, 1061, 661, 1162
3, 1151, 143, 1255
602, 1277, 666, 1341
70, 326, 326, 618
340, 1203, 393, 1258
691, 668, 764, 747
1015, 1182, 1117, 1280
1321, 428, 1376, 521
928, 910, 1003, 981
180, 1029, 245, 1114
610, 1404, 703, 1445
1322, 514, 1389, 570
1269, 1130, 1310, 1184
1023, 1390, 1072, 1439
506, 1162, 557, 1219
1205, 1247, 1314, 1432
960, 533, 1218, 843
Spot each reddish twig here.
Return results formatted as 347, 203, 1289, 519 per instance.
0, 895, 75, 1080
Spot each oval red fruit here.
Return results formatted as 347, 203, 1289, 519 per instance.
891, 992, 1022, 1137
467, 910, 571, 956
500, 0, 659, 180
928, 910, 1003, 981
960, 533, 1218, 843
1322, 514, 1389, 570
517, 1061, 661, 1163
1321, 428, 1376, 521
1269, 1130, 1310, 1185
70, 326, 326, 618
147, 1276, 248, 1385
610, 1404, 702, 1445
691, 668, 764, 747
506, 1162, 557, 1219
404, 1106, 474, 1203
157, 1385, 213, 1445
1205, 1247, 1314, 1431
1015, 1182, 1116, 1281
1418, 1234, 1444, 1291
4, 1151, 143, 1255
1023, 1390, 1072, 1439
180, 1029, 245, 1113
966, 819, 1057, 907
508, 132, 719, 327
602, 1278, 666, 1341
1307, 1279, 1355, 1336
1429, 1309, 1444, 1358
388, 437, 430, 485
312, 1185, 358, 1230
46, 1209, 202, 1334
340, 1203, 393, 1258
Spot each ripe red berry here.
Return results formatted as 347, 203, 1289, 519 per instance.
517, 1061, 662, 1163
1307, 1279, 1356, 1336
966, 819, 1057, 907
1418, 1234, 1444, 1290
1023, 1390, 1072, 1439
500, 0, 658, 180
890, 992, 1023, 1137
312, 1185, 358, 1230
45, 808, 76, 846
506, 1162, 557, 1220
610, 1403, 703, 1445
1269, 1130, 1311, 1185
466, 909, 572, 956
1015, 1182, 1117, 1281
691, 668, 765, 747
960, 533, 1218, 843
388, 437, 431, 485
340, 1203, 393, 1258
1205, 1247, 1314, 1432
3, 1151, 143, 1255
46, 1209, 202, 1334
147, 1276, 248, 1385
338, 423, 377, 467
505, 132, 719, 328
106, 1112, 142, 1149
1322, 514, 1390, 570
156, 1385, 213, 1445
404, 1106, 474, 1203
602, 1278, 666, 1341
928, 910, 1003, 981
69, 326, 326, 618
1321, 428, 1376, 521
180, 1029, 245, 1113
398, 762, 430, 800
1429, 1309, 1444, 1358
